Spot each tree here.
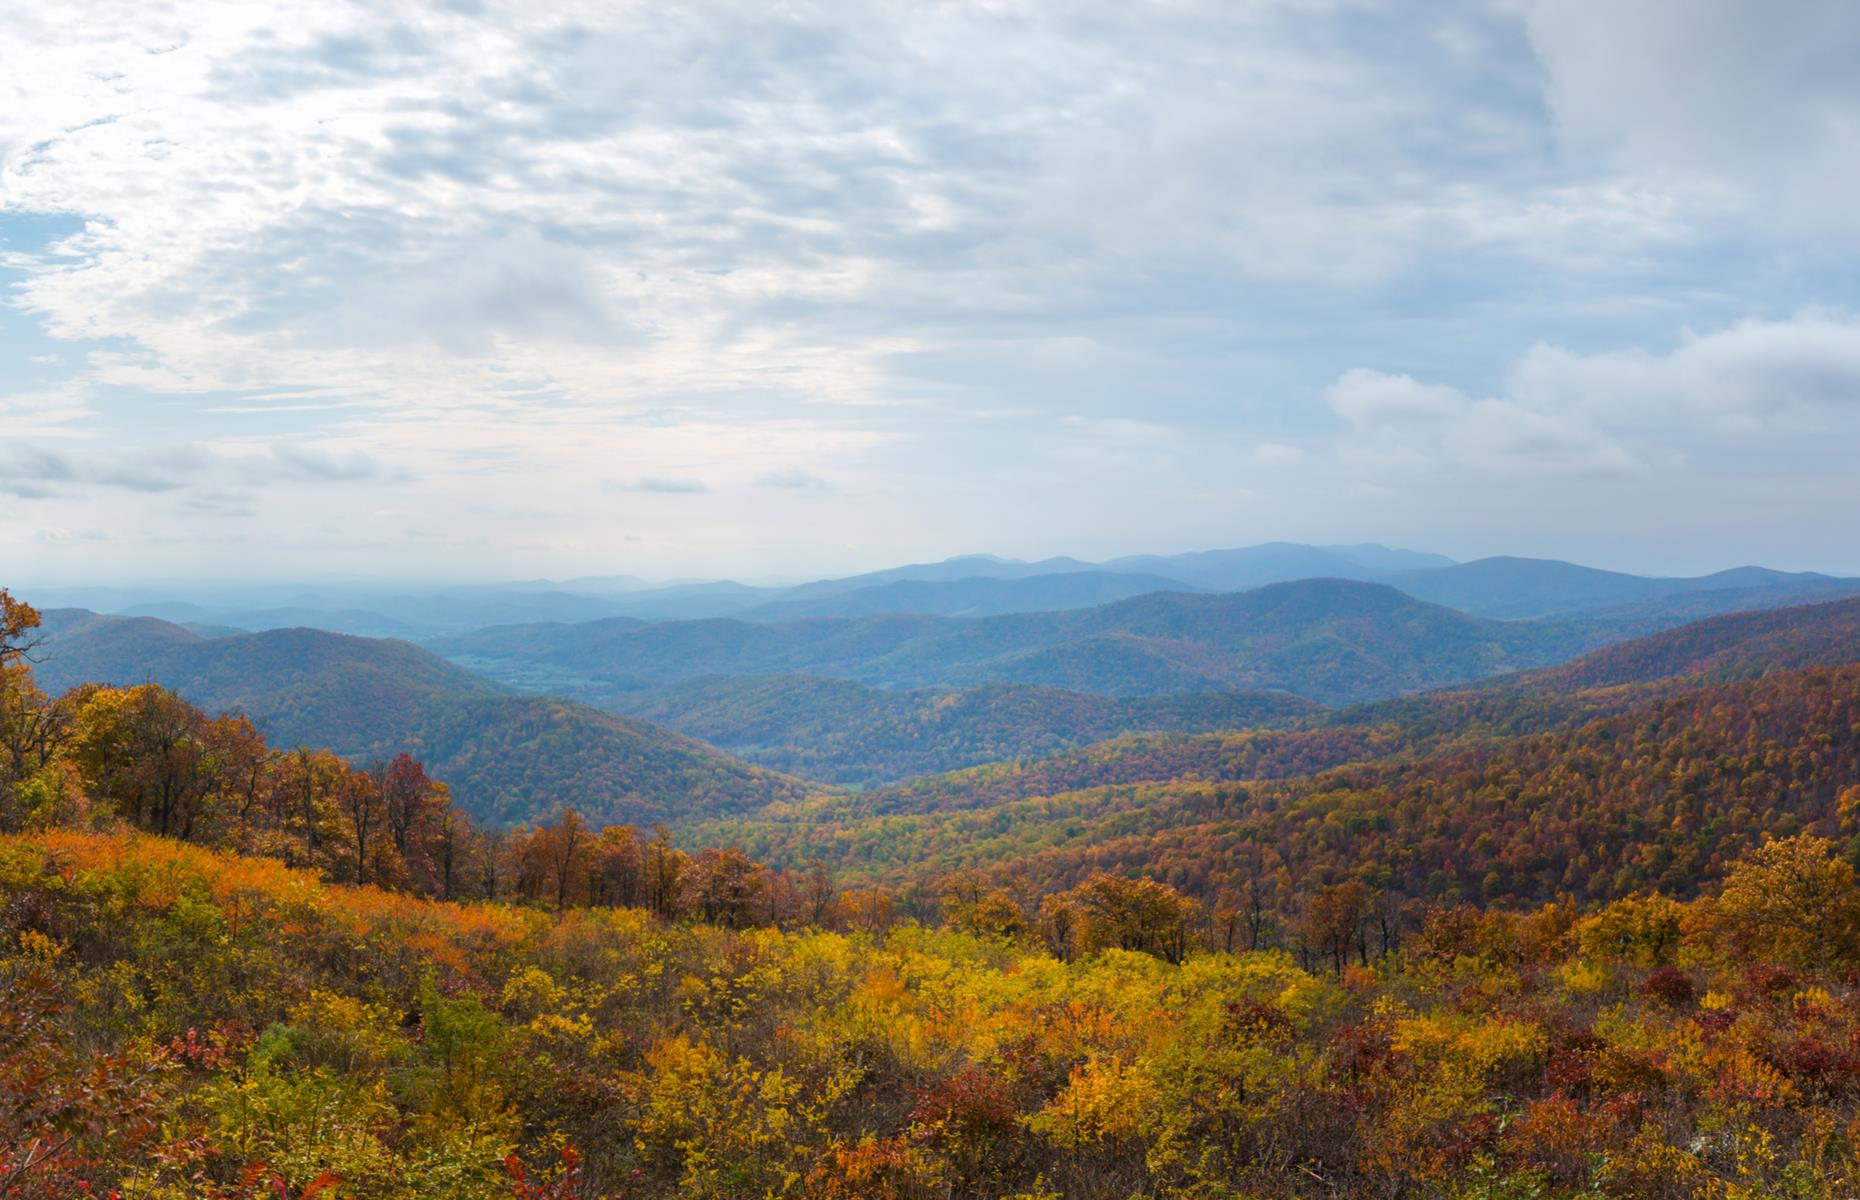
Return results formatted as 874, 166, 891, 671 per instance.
803, 860, 837, 929
380, 753, 444, 893
1067, 873, 1197, 963
1038, 894, 1084, 962
691, 847, 768, 928
841, 888, 895, 935
1714, 834, 1860, 967
644, 825, 688, 917
74, 686, 226, 839
0, 663, 77, 833
339, 767, 392, 887
0, 590, 40, 665
589, 824, 644, 908
284, 748, 350, 871
1301, 881, 1371, 973
521, 810, 593, 911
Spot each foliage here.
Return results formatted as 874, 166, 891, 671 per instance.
3, 829, 1860, 1196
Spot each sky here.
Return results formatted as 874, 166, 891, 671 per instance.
4, 0, 1860, 585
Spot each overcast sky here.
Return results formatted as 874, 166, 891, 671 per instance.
5, 0, 1860, 584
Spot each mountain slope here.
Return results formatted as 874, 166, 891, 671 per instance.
30, 610, 812, 826
700, 658, 1860, 906
610, 674, 1320, 783
1522, 593, 1860, 690
437, 579, 1603, 706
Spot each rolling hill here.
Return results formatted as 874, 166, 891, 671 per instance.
698, 653, 1860, 905
434, 578, 1608, 706
29, 610, 812, 826
608, 674, 1321, 783
688, 590, 1860, 885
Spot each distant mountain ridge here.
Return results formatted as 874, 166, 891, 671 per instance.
1387, 555, 1848, 619
32, 543, 1856, 634
736, 571, 1198, 621
435, 578, 1608, 706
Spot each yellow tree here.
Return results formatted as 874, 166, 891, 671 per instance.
1715, 834, 1860, 967
0, 589, 40, 664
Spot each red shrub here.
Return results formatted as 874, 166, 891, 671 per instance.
910, 1067, 1018, 1146
1638, 966, 1697, 1008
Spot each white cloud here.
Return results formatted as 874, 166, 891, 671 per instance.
617, 477, 710, 495
1326, 368, 1641, 475
1330, 312, 1860, 478
0, 440, 406, 498
1509, 314, 1860, 432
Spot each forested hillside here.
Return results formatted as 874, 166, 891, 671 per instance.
30, 609, 811, 827
696, 617, 1860, 908
609, 675, 1320, 783
1524, 593, 1860, 689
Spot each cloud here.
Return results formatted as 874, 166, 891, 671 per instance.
1329, 312, 1860, 478
1326, 368, 1642, 476
266, 443, 400, 482
1522, 0, 1860, 234
92, 446, 211, 493
0, 440, 405, 499
1507, 314, 1860, 432
617, 476, 709, 495
0, 444, 203, 495
0, 445, 78, 492
181, 489, 258, 517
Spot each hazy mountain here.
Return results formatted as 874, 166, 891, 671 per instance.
583, 581, 787, 621
29, 610, 811, 827
33, 545, 1853, 642
609, 674, 1320, 784
1101, 542, 1452, 590
117, 601, 424, 640
1387, 555, 1849, 619
436, 578, 1605, 706
774, 553, 1103, 598
736, 571, 1197, 621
